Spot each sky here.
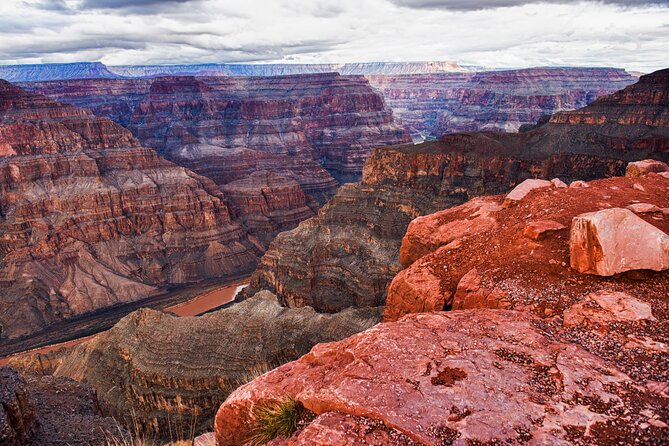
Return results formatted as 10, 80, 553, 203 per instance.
0, 0, 667, 72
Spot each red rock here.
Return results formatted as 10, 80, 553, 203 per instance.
569, 208, 669, 276
569, 180, 590, 188
451, 268, 511, 310
384, 256, 447, 321
550, 177, 568, 188
522, 220, 567, 240
214, 310, 664, 446
194, 432, 216, 446
563, 291, 656, 328
626, 159, 669, 177
504, 178, 553, 203
0, 81, 263, 343
627, 202, 661, 213
384, 175, 669, 326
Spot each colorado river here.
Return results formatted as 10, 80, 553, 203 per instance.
0, 281, 248, 366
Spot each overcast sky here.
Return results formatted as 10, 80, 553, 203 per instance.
1, 0, 667, 72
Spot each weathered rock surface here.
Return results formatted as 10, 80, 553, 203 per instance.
0, 366, 119, 446
367, 67, 637, 140
570, 207, 669, 276
214, 310, 669, 445
0, 80, 263, 344
245, 69, 669, 313
388, 174, 669, 321
25, 73, 411, 185
626, 159, 669, 177
222, 172, 318, 247
11, 291, 382, 438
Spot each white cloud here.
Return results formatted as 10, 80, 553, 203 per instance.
0, 0, 667, 72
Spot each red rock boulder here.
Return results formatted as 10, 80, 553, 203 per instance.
569, 207, 669, 276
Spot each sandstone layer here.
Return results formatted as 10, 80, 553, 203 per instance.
215, 308, 668, 445
11, 291, 382, 438
244, 69, 669, 313
25, 74, 411, 185
367, 67, 637, 140
0, 80, 262, 345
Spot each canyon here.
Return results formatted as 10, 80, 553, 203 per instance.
367, 67, 637, 139
9, 291, 382, 437
0, 80, 263, 347
244, 69, 669, 313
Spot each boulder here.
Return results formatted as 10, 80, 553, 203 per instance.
627, 203, 661, 213
626, 159, 669, 177
504, 178, 553, 203
569, 180, 590, 188
451, 269, 511, 310
569, 208, 669, 276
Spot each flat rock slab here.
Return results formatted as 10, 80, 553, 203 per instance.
215, 310, 666, 446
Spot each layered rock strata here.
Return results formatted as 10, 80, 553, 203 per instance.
25, 74, 411, 185
367, 67, 637, 140
0, 80, 262, 343
10, 291, 382, 438
244, 69, 669, 313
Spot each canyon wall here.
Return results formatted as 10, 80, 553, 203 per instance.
244, 69, 669, 313
0, 80, 263, 344
367, 67, 637, 140
24, 74, 411, 185
10, 291, 382, 437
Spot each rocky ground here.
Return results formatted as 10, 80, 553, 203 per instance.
213, 166, 669, 446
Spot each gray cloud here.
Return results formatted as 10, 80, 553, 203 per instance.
389, 0, 669, 10
80, 0, 193, 8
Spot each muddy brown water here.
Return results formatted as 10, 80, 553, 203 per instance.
0, 281, 248, 366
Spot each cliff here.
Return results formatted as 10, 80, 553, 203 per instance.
367, 67, 637, 140
0, 62, 118, 82
0, 80, 262, 345
244, 69, 669, 313
214, 170, 669, 445
24, 73, 411, 186
10, 291, 382, 438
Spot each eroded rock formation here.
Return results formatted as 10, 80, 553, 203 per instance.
10, 291, 382, 437
367, 67, 637, 140
244, 69, 669, 313
25, 74, 411, 185
0, 80, 262, 345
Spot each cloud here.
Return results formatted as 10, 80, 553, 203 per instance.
0, 0, 667, 72
388, 0, 669, 10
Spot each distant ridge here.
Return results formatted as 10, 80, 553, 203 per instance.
0, 62, 117, 82
0, 61, 470, 82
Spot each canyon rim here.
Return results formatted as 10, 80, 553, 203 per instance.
1, 0, 668, 445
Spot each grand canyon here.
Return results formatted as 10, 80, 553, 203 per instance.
1, 0, 668, 444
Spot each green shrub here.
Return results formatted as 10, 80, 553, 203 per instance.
249, 397, 314, 445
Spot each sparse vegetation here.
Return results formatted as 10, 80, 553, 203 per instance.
249, 397, 314, 445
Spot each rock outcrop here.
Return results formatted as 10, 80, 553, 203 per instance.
367, 67, 637, 140
388, 173, 669, 321
214, 309, 668, 445
25, 74, 411, 185
0, 80, 262, 345
245, 69, 669, 313
0, 366, 119, 446
10, 291, 382, 438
